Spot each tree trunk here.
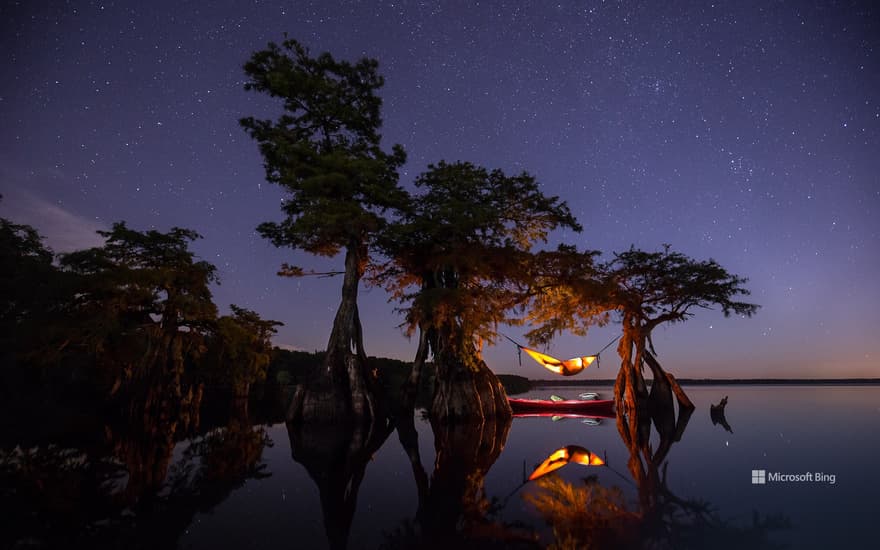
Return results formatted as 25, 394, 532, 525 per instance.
643, 350, 675, 437
430, 334, 511, 424
641, 348, 694, 412
666, 371, 694, 410
289, 241, 379, 425
615, 318, 653, 453
615, 320, 649, 417
401, 327, 429, 412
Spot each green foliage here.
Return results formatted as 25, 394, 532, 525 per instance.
203, 306, 282, 395
375, 161, 582, 355
524, 245, 609, 346
606, 245, 759, 329
526, 244, 759, 344
240, 37, 407, 259
37, 222, 219, 393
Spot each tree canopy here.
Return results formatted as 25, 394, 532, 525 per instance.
526, 244, 758, 345
240, 37, 407, 260
524, 243, 759, 413
374, 160, 583, 420
607, 245, 759, 332
377, 160, 583, 351
0, 214, 58, 344
204, 305, 283, 397
240, 37, 407, 423
40, 223, 218, 394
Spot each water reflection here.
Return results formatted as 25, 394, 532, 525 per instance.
710, 396, 733, 433
527, 445, 605, 480
384, 414, 540, 548
0, 388, 271, 549
7, 385, 854, 549
287, 414, 394, 550
525, 399, 789, 549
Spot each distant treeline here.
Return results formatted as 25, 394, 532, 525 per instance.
267, 348, 532, 401
529, 378, 880, 386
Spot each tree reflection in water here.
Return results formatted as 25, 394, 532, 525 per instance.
525, 401, 790, 550
2, 392, 795, 549
0, 391, 271, 549
384, 413, 540, 549
287, 414, 394, 550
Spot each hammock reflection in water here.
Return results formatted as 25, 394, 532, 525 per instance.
527, 445, 605, 480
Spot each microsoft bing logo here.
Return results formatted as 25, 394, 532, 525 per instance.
751, 469, 766, 485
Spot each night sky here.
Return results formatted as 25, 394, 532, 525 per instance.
2, 1, 878, 378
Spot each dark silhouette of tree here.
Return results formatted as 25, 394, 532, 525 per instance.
0, 211, 63, 368
204, 305, 282, 400
0, 216, 53, 324
45, 223, 218, 415
374, 161, 581, 422
240, 37, 407, 425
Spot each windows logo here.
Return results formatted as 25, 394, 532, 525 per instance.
751, 469, 766, 485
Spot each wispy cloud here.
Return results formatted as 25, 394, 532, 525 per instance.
0, 189, 106, 253
274, 343, 307, 352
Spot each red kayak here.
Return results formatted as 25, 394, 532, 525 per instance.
509, 397, 615, 418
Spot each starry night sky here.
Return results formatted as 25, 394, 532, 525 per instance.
2, 1, 878, 378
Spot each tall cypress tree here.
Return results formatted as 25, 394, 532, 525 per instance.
376, 161, 581, 422
240, 38, 406, 424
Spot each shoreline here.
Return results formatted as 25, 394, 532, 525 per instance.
527, 378, 880, 386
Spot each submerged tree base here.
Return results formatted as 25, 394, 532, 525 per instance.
431, 356, 512, 424
287, 349, 383, 426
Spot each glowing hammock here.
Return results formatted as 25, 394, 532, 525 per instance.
502, 334, 619, 377
528, 445, 605, 480
521, 347, 596, 376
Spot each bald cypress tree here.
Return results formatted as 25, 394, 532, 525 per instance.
376, 161, 581, 422
240, 38, 406, 424
604, 246, 758, 415
527, 245, 758, 419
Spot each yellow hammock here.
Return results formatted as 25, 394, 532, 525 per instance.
503, 334, 619, 377
521, 347, 596, 376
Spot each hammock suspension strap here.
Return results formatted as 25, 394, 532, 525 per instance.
501, 333, 619, 368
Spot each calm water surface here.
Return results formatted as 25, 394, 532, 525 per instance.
177, 386, 879, 549
4, 385, 878, 548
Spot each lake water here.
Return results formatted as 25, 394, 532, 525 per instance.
3, 385, 878, 549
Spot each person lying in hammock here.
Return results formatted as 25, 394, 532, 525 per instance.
503, 334, 618, 377
521, 347, 597, 376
